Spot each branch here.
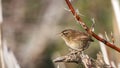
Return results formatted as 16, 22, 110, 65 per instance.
65, 0, 120, 53
53, 52, 111, 68
53, 52, 81, 63
53, 52, 94, 67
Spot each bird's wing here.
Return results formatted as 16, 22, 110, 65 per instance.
72, 32, 88, 41
73, 35, 89, 41
73, 32, 94, 42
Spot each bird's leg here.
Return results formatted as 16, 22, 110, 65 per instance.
69, 48, 83, 55
68, 48, 83, 55
70, 49, 82, 55
68, 48, 77, 55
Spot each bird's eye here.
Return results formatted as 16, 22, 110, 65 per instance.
63, 31, 69, 35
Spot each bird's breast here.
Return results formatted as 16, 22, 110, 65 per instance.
65, 41, 80, 50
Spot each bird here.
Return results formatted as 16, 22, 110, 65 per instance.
59, 29, 94, 52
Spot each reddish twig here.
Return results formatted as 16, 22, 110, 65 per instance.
65, 0, 120, 52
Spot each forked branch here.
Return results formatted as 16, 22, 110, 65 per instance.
65, 0, 120, 53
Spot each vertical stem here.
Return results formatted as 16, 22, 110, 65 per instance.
0, 0, 4, 68
99, 34, 110, 65
111, 0, 120, 33
111, 0, 120, 66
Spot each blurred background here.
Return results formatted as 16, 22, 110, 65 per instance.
2, 0, 120, 68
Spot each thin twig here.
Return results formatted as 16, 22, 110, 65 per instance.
65, 0, 120, 53
111, 32, 114, 44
